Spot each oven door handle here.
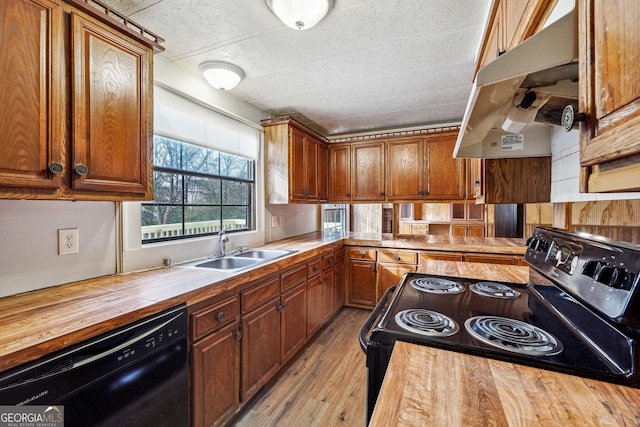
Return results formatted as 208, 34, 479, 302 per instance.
359, 285, 396, 354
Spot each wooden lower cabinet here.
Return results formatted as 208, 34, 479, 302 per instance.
280, 282, 307, 364
377, 263, 416, 300
306, 273, 323, 338
241, 297, 281, 401
332, 259, 345, 312
419, 251, 465, 263
347, 259, 377, 307
191, 320, 240, 427
465, 254, 519, 265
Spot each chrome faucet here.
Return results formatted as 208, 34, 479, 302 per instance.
218, 226, 232, 256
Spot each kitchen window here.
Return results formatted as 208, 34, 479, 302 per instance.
141, 135, 255, 243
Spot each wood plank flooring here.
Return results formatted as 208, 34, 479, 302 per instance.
232, 307, 370, 427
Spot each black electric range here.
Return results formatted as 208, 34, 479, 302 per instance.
359, 227, 640, 424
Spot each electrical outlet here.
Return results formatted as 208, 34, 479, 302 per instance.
58, 228, 79, 255
271, 215, 278, 227
279, 215, 285, 225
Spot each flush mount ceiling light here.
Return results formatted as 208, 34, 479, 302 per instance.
199, 61, 245, 91
266, 0, 333, 30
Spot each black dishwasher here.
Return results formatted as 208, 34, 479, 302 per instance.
0, 304, 189, 427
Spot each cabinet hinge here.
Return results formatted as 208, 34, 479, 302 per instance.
188, 350, 193, 365
239, 387, 243, 400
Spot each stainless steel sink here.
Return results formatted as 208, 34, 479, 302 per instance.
195, 257, 259, 270
176, 249, 297, 272
233, 249, 294, 260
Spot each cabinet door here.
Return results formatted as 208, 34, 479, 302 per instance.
0, 0, 64, 192
377, 263, 415, 301
304, 136, 318, 200
317, 141, 328, 202
241, 299, 280, 401
289, 127, 307, 201
451, 225, 467, 237
329, 144, 351, 201
306, 274, 323, 337
467, 225, 486, 237
71, 14, 152, 196
425, 135, 465, 200
321, 267, 334, 322
332, 260, 345, 313
352, 142, 385, 201
192, 322, 240, 427
579, 0, 640, 192
347, 259, 377, 307
386, 139, 424, 200
280, 283, 307, 364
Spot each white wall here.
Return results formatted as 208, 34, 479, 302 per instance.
265, 204, 319, 242
550, 127, 640, 201
0, 200, 116, 298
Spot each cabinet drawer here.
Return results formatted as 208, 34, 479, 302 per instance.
281, 264, 307, 292
308, 259, 322, 277
323, 253, 334, 270
334, 249, 345, 264
465, 254, 515, 265
378, 250, 417, 264
348, 248, 376, 261
242, 276, 280, 313
192, 296, 239, 341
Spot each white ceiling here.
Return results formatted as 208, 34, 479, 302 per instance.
102, 0, 492, 137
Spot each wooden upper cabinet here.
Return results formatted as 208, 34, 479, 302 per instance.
579, 0, 640, 192
317, 141, 328, 202
0, 0, 159, 200
263, 118, 329, 204
71, 13, 152, 196
328, 144, 351, 201
386, 139, 425, 200
475, 0, 556, 73
352, 142, 385, 201
483, 157, 550, 203
289, 127, 307, 201
425, 134, 466, 200
0, 0, 64, 194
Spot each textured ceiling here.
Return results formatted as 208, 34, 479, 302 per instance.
102, 0, 491, 137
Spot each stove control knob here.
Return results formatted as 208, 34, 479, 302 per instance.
609, 268, 625, 288
582, 260, 600, 278
596, 265, 615, 285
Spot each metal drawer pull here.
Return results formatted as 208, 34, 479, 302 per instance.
217, 312, 225, 321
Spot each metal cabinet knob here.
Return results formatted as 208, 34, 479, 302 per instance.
74, 164, 88, 176
217, 312, 225, 322
561, 105, 586, 132
48, 162, 63, 175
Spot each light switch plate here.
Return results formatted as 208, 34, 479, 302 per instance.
271, 215, 278, 227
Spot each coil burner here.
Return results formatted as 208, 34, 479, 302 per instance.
395, 309, 459, 337
410, 277, 465, 294
470, 282, 521, 299
465, 316, 563, 356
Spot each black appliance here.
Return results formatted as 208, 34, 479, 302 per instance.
360, 227, 640, 424
0, 304, 189, 427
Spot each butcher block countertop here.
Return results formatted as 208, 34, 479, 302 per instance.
370, 342, 640, 426
344, 233, 526, 255
0, 232, 525, 372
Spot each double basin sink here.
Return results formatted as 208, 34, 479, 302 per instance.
177, 249, 297, 272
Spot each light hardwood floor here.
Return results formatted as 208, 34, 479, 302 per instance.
232, 307, 370, 427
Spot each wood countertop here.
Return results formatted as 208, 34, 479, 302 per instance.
344, 233, 526, 255
0, 232, 526, 372
370, 342, 640, 426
